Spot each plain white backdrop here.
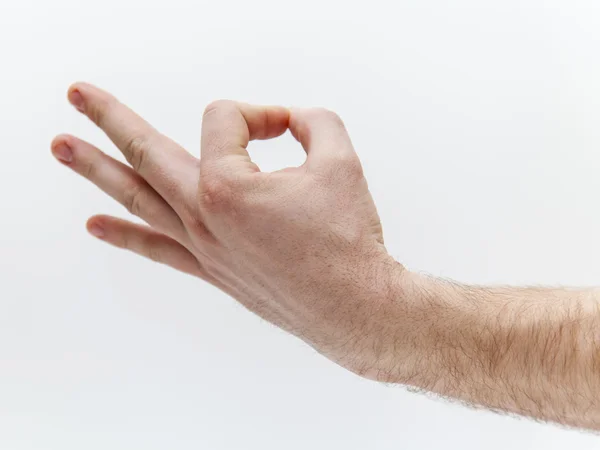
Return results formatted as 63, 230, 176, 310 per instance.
2, 0, 600, 448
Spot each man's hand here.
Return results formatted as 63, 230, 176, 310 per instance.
51, 82, 402, 379
53, 83, 600, 431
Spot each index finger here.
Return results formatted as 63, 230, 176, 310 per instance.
200, 100, 290, 170
67, 82, 199, 205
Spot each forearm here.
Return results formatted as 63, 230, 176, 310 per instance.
378, 268, 600, 429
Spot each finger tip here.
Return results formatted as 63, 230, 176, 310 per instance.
86, 217, 106, 238
50, 135, 74, 164
67, 82, 82, 99
67, 81, 88, 93
67, 88, 85, 112
51, 133, 72, 147
87, 214, 106, 224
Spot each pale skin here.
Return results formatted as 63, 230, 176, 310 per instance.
52, 82, 600, 430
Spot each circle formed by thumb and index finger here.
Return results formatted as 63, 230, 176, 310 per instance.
200, 100, 290, 172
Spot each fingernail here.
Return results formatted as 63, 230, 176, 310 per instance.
52, 143, 73, 163
69, 89, 85, 112
88, 224, 105, 238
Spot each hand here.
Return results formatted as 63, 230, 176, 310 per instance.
52, 83, 404, 378
53, 84, 600, 428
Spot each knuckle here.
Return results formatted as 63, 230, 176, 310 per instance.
87, 96, 115, 128
123, 184, 144, 216
199, 176, 233, 212
203, 99, 235, 118
311, 107, 345, 128
146, 242, 162, 263
81, 159, 96, 180
123, 135, 149, 172
119, 232, 131, 250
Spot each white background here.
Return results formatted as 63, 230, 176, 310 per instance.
1, 0, 600, 448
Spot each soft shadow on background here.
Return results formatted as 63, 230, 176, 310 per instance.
2, 1, 600, 448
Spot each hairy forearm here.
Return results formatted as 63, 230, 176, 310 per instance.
375, 268, 600, 429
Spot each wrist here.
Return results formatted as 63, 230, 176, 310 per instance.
352, 267, 476, 388
342, 258, 430, 383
